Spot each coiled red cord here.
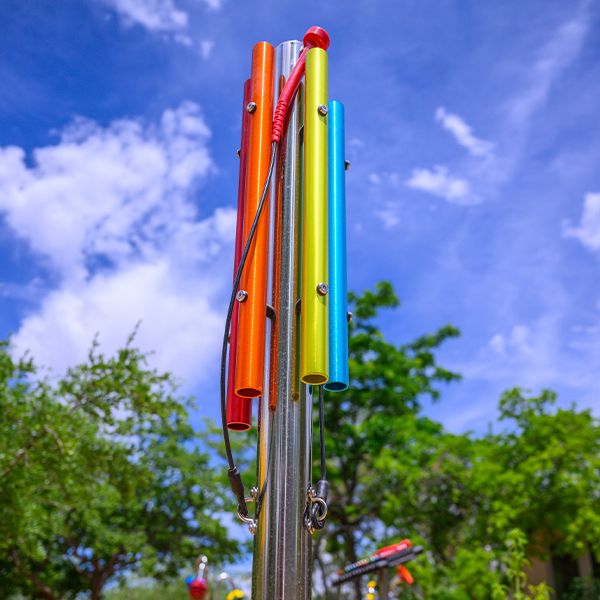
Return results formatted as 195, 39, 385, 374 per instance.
271, 26, 330, 143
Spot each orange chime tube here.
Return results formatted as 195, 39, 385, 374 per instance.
234, 42, 275, 399
226, 79, 252, 430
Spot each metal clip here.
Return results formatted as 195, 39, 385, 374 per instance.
236, 487, 259, 535
303, 485, 328, 535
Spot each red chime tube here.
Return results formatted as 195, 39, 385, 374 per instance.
226, 79, 252, 431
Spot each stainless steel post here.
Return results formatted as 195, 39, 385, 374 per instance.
378, 569, 391, 600
252, 39, 313, 600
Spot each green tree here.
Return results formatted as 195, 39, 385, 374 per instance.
392, 389, 600, 600
491, 529, 552, 600
0, 337, 238, 599
315, 282, 460, 598
472, 388, 600, 561
316, 285, 600, 599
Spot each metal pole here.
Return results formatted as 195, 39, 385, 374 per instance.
378, 569, 391, 600
252, 39, 312, 600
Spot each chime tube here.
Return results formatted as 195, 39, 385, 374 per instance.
227, 79, 252, 430
300, 47, 328, 385
324, 100, 348, 392
234, 42, 275, 398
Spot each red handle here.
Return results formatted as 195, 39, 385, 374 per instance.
271, 26, 330, 143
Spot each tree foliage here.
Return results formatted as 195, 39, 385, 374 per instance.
315, 282, 461, 598
316, 284, 600, 600
0, 337, 238, 599
2, 281, 599, 599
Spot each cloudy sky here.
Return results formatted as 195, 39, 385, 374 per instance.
0, 0, 598, 432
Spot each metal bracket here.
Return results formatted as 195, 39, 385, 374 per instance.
237, 486, 259, 535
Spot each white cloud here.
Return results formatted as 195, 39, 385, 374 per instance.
0, 103, 236, 388
459, 316, 599, 399
404, 109, 491, 205
507, 8, 589, 127
404, 6, 589, 210
487, 325, 534, 360
435, 107, 494, 158
455, 320, 560, 390
374, 204, 400, 229
99, 0, 225, 44
199, 39, 215, 59
563, 192, 600, 252
406, 165, 474, 204
201, 0, 224, 10
100, 0, 189, 33
0, 102, 212, 281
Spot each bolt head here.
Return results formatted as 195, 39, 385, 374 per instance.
317, 282, 329, 296
236, 148, 241, 157
344, 159, 351, 171
317, 104, 328, 116
236, 290, 248, 302
246, 101, 257, 113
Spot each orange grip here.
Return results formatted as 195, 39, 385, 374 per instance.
234, 42, 274, 399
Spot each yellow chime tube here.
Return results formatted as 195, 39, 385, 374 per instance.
300, 47, 329, 385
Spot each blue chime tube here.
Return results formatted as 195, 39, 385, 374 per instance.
324, 100, 349, 392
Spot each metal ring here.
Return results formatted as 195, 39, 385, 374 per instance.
311, 496, 328, 521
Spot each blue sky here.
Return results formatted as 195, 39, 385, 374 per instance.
0, 0, 599, 433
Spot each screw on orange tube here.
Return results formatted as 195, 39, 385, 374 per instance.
227, 79, 252, 430
234, 42, 274, 399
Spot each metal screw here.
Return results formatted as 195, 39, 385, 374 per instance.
316, 282, 329, 296
317, 104, 328, 116
344, 160, 351, 171
246, 101, 257, 113
347, 311, 353, 323
236, 290, 248, 302
236, 148, 241, 157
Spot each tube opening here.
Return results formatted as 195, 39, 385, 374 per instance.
324, 381, 347, 392
236, 387, 262, 399
302, 373, 328, 385
227, 421, 252, 432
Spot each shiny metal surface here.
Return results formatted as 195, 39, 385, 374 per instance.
252, 40, 312, 600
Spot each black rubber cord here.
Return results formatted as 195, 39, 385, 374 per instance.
318, 384, 326, 481
221, 142, 278, 517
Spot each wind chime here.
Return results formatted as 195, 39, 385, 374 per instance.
219, 26, 349, 599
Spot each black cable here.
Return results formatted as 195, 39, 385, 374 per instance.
221, 141, 278, 517
307, 385, 328, 530
318, 384, 326, 480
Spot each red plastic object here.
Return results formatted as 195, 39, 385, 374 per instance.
226, 78, 253, 431
397, 565, 414, 585
374, 539, 412, 558
271, 26, 330, 143
303, 26, 330, 50
189, 578, 208, 599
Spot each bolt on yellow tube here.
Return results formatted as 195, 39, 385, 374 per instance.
300, 47, 328, 385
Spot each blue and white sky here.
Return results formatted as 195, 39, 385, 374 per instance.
0, 0, 599, 433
